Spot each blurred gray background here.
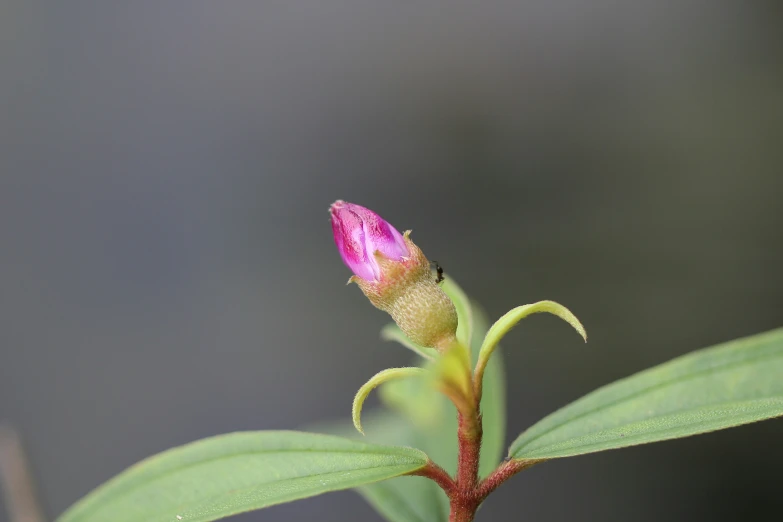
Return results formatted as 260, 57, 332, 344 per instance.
2, 1, 782, 521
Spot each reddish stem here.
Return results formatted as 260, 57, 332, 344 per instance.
411, 460, 456, 497
409, 341, 541, 521
455, 411, 481, 490
444, 455, 541, 521
410, 397, 542, 521
476, 458, 542, 501
447, 405, 483, 521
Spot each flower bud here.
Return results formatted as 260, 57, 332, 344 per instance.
330, 201, 458, 351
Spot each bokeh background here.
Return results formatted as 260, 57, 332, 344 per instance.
2, 1, 782, 521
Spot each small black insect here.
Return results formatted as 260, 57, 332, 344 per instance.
432, 260, 445, 283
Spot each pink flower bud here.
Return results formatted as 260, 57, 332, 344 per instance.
329, 200, 458, 351
330, 200, 409, 281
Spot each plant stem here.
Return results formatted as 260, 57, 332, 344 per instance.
415, 343, 541, 520
448, 400, 483, 521
412, 460, 456, 497
449, 498, 479, 522
455, 411, 481, 491
446, 458, 542, 521
477, 458, 542, 500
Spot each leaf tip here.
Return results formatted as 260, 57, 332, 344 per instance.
351, 395, 365, 436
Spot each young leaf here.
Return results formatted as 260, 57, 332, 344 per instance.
353, 367, 427, 434
432, 342, 473, 405
471, 304, 506, 478
441, 278, 474, 349
379, 373, 446, 429
475, 300, 586, 391
510, 328, 783, 460
57, 431, 428, 522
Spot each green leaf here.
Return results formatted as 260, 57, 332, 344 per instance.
475, 300, 586, 390
379, 375, 458, 477
57, 431, 428, 522
353, 367, 428, 434
440, 278, 474, 349
353, 413, 450, 522
471, 304, 506, 478
431, 341, 473, 405
510, 328, 783, 460
379, 371, 446, 430
358, 476, 449, 522
309, 410, 449, 522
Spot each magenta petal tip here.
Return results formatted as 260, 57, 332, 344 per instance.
329, 201, 409, 281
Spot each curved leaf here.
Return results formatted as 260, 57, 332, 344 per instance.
353, 368, 427, 434
57, 431, 428, 522
475, 301, 586, 390
379, 373, 446, 429
510, 328, 783, 460
471, 304, 506, 478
